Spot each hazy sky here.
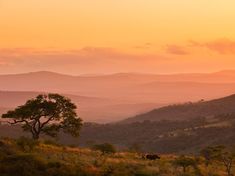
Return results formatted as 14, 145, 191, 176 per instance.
1, 0, 235, 74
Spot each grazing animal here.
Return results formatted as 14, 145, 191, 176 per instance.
143, 154, 161, 160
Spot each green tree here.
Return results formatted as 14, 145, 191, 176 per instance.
214, 146, 235, 176
92, 143, 116, 155
201, 146, 220, 167
201, 145, 235, 176
173, 155, 196, 173
1, 94, 82, 140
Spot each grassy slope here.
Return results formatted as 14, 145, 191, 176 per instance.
0, 138, 229, 176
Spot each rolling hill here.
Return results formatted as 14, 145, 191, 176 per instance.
122, 94, 235, 123
1, 70, 235, 102
2, 94, 235, 153
1, 70, 235, 122
0, 91, 161, 123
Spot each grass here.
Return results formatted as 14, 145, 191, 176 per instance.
0, 137, 233, 176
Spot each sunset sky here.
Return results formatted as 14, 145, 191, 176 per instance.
1, 0, 235, 75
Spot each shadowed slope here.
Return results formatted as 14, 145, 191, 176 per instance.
122, 94, 235, 123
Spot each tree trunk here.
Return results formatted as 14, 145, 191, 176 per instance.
224, 160, 233, 176
183, 166, 186, 173
226, 167, 232, 176
32, 133, 39, 140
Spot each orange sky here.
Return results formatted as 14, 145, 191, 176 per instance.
1, 0, 235, 74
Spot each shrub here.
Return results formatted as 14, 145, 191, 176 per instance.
92, 143, 116, 155
16, 137, 39, 152
173, 155, 196, 173
0, 153, 46, 176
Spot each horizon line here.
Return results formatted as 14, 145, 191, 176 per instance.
1, 69, 235, 77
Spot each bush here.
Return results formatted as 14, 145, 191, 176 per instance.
0, 153, 46, 176
92, 143, 116, 155
173, 155, 196, 173
16, 137, 39, 152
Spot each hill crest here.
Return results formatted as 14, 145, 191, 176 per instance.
122, 94, 235, 123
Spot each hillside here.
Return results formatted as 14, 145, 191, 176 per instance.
122, 94, 235, 123
1, 70, 235, 103
1, 113, 235, 154
2, 109, 235, 154
76, 94, 235, 153
77, 115, 235, 154
0, 91, 110, 122
2, 71, 235, 122
0, 138, 232, 176
2, 94, 235, 153
2, 93, 235, 153
0, 91, 161, 123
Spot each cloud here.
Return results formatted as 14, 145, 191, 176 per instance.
190, 38, 235, 54
1, 45, 234, 74
165, 45, 189, 55
0, 47, 168, 74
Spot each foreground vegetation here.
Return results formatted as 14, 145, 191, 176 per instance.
1, 94, 235, 176
0, 137, 235, 176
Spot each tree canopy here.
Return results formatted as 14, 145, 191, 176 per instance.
173, 155, 196, 173
1, 94, 82, 140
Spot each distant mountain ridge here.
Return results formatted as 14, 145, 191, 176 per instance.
1, 70, 235, 122
1, 70, 235, 99
2, 69, 235, 83
0, 91, 161, 123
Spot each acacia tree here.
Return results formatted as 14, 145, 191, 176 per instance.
201, 145, 235, 176
1, 94, 82, 140
201, 146, 221, 167
173, 155, 196, 173
215, 146, 235, 176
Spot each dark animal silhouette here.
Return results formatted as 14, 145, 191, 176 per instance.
142, 154, 161, 160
